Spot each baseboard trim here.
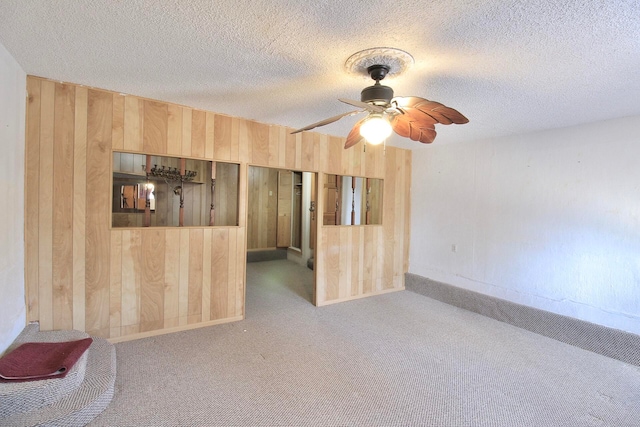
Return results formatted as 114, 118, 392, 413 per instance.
405, 273, 640, 367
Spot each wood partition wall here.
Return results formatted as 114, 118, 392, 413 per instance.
24, 76, 412, 341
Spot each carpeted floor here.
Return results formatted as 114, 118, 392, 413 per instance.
90, 260, 640, 426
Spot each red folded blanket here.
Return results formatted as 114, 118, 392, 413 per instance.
0, 338, 93, 382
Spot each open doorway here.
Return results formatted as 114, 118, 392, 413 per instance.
246, 166, 317, 305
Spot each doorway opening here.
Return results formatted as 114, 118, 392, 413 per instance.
246, 166, 317, 305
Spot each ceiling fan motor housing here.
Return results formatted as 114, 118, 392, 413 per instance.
361, 84, 394, 104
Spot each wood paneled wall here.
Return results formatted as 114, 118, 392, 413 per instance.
24, 76, 411, 340
247, 166, 279, 249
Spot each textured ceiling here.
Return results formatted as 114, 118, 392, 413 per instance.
1, 0, 639, 148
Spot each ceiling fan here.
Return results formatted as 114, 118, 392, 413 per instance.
291, 63, 469, 149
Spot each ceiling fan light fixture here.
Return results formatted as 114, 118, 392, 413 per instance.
360, 114, 392, 145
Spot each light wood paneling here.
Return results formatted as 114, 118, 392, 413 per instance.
277, 170, 292, 248
167, 104, 182, 156
52, 83, 75, 330
191, 110, 206, 158
123, 96, 143, 152
109, 231, 122, 337
188, 229, 204, 322
163, 229, 181, 328
181, 108, 192, 157
24, 76, 410, 341
85, 89, 112, 337
247, 166, 278, 249
38, 80, 55, 331
143, 100, 168, 154
73, 87, 88, 331
140, 229, 165, 331
178, 229, 190, 326
112, 94, 124, 150
213, 114, 232, 161
211, 228, 229, 320
25, 77, 41, 322
205, 112, 215, 159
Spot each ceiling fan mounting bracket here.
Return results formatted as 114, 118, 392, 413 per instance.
367, 65, 390, 82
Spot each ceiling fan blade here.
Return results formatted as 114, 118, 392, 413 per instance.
344, 118, 366, 149
391, 113, 437, 144
393, 96, 469, 125
338, 98, 385, 113
291, 109, 365, 134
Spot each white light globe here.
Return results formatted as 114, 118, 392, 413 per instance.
360, 115, 392, 145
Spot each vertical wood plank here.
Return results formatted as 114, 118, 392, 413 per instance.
237, 163, 247, 228
358, 226, 365, 295
211, 229, 229, 319
201, 229, 212, 322
295, 133, 302, 170
365, 143, 376, 178
143, 100, 168, 154
164, 229, 181, 328
213, 114, 232, 161
227, 228, 238, 316
328, 136, 342, 175
181, 107, 193, 157
314, 173, 325, 305
301, 133, 315, 171
325, 227, 340, 301
52, 83, 75, 330
25, 77, 41, 322
73, 86, 88, 331
112, 93, 124, 150
313, 134, 322, 172
38, 79, 55, 330
317, 135, 328, 173
167, 104, 182, 156
383, 148, 397, 289
121, 230, 141, 327
268, 125, 279, 167
85, 89, 112, 336
238, 120, 251, 164
277, 127, 287, 168
247, 121, 268, 165
230, 117, 240, 162
350, 227, 361, 297
140, 229, 165, 331
285, 131, 297, 170
363, 226, 374, 294
205, 112, 215, 159
178, 229, 190, 325
188, 229, 204, 323
338, 227, 349, 300
110, 231, 122, 336
124, 96, 143, 152
235, 227, 246, 317
191, 109, 206, 158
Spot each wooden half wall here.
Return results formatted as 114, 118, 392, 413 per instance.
24, 76, 411, 340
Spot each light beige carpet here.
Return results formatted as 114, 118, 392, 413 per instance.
90, 259, 640, 426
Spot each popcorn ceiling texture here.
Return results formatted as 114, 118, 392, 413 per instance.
0, 0, 638, 146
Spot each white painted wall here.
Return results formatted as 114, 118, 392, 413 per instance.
0, 41, 26, 354
409, 116, 640, 334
